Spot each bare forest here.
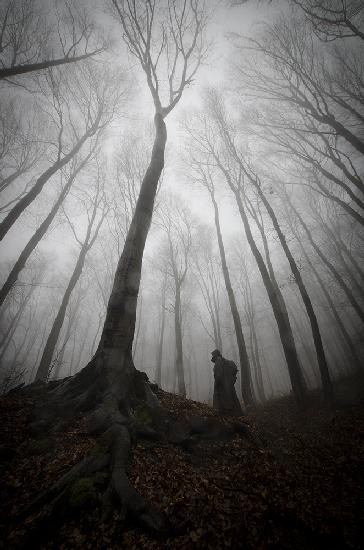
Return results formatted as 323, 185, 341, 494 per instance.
0, 1, 363, 548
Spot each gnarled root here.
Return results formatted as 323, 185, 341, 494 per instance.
16, 357, 252, 547
18, 362, 167, 548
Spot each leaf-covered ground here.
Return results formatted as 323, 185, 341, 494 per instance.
1, 378, 363, 549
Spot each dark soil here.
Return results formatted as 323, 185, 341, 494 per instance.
1, 378, 363, 549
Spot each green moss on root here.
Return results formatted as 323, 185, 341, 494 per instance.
133, 403, 153, 427
68, 477, 98, 509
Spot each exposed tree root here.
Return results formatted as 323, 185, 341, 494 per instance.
14, 357, 251, 547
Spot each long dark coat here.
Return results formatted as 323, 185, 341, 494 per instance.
213, 356, 242, 416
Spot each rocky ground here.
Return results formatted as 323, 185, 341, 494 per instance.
1, 377, 363, 549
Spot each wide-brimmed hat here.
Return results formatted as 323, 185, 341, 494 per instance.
211, 349, 221, 358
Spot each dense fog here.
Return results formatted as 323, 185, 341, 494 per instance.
0, 0, 363, 407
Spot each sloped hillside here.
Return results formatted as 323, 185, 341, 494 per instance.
1, 383, 363, 549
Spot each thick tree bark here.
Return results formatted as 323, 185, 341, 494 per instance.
210, 191, 254, 407
17, 107, 236, 537
99, 114, 165, 349
0, 114, 101, 242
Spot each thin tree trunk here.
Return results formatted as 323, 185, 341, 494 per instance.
0, 114, 101, 242
0, 157, 88, 307
53, 290, 83, 379
0, 287, 34, 363
287, 197, 364, 325
29, 315, 50, 382
317, 214, 364, 289
68, 333, 77, 377
0, 49, 103, 80
174, 282, 186, 396
154, 271, 167, 386
251, 319, 265, 402
210, 190, 254, 406
233, 189, 307, 405
250, 182, 333, 402
259, 340, 274, 397
248, 325, 259, 402
208, 269, 223, 350
35, 246, 89, 381
288, 305, 320, 386
295, 233, 363, 373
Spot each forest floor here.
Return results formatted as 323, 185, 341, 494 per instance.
1, 375, 364, 550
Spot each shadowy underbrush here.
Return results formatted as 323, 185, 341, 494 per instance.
1, 375, 363, 549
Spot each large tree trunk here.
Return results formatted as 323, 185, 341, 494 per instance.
18, 114, 168, 538
98, 113, 166, 361
210, 191, 254, 407
14, 110, 249, 542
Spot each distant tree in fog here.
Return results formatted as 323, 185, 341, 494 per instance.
0, 149, 95, 308
186, 107, 308, 405
291, 0, 364, 42
35, 166, 109, 382
0, 100, 45, 203
191, 226, 223, 352
158, 196, 194, 397
230, 4, 364, 224
0, 0, 105, 80
0, 61, 121, 241
189, 160, 254, 407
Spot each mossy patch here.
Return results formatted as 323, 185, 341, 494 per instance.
90, 441, 107, 457
28, 438, 54, 455
133, 403, 153, 427
69, 477, 98, 509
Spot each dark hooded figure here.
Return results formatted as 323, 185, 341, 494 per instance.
211, 349, 243, 416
